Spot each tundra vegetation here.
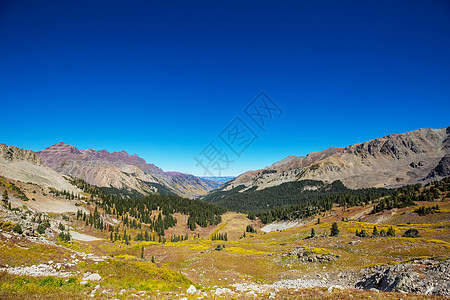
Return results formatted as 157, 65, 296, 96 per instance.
0, 176, 449, 299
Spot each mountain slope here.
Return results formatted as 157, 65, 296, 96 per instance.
37, 142, 218, 198
0, 144, 80, 193
209, 127, 450, 197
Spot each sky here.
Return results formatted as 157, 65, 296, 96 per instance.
1, 0, 449, 176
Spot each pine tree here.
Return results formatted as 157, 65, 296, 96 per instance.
387, 226, 395, 237
330, 222, 339, 236
310, 228, 315, 238
141, 246, 145, 259
372, 226, 378, 237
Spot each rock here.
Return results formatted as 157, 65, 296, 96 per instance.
426, 154, 450, 178
355, 258, 450, 296
186, 285, 197, 294
84, 273, 101, 281
328, 285, 344, 293
247, 290, 257, 297
214, 288, 234, 295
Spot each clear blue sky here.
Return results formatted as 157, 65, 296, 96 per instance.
1, 1, 449, 176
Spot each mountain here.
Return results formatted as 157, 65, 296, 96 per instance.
0, 144, 80, 193
36, 142, 219, 198
200, 176, 235, 185
208, 127, 450, 197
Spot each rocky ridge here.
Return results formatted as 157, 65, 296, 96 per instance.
37, 142, 218, 198
217, 127, 450, 194
0, 144, 81, 193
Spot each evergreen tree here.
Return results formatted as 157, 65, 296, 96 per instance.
403, 228, 420, 238
372, 226, 379, 237
387, 226, 395, 237
330, 222, 339, 236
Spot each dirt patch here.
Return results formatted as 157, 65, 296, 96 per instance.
261, 220, 301, 233
69, 231, 102, 242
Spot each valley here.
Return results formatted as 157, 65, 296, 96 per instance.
0, 128, 449, 299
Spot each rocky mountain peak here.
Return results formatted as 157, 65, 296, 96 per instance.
0, 144, 43, 166
216, 127, 450, 192
36, 143, 219, 198
46, 142, 82, 155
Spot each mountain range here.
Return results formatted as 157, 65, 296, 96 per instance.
0, 142, 221, 198
1, 127, 449, 203
207, 127, 450, 198
36, 142, 220, 198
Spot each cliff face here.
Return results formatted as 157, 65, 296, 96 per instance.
217, 127, 450, 193
0, 144, 80, 193
37, 142, 218, 198
0, 144, 43, 166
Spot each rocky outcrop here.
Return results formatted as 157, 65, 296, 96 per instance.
355, 258, 450, 296
214, 127, 450, 194
0, 144, 42, 166
426, 154, 450, 179
37, 142, 218, 198
0, 144, 81, 193
286, 247, 338, 263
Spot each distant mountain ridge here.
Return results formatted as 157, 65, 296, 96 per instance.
200, 176, 235, 185
209, 127, 450, 197
37, 142, 219, 198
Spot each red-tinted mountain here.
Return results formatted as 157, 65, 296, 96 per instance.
37, 142, 218, 198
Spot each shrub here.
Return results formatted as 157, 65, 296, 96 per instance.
58, 231, 71, 242
37, 224, 46, 234
58, 222, 65, 231
39, 276, 63, 287
387, 226, 395, 237
13, 223, 23, 234
67, 277, 77, 284
356, 229, 368, 237
403, 228, 420, 238
0, 221, 13, 231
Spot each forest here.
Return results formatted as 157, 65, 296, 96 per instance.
69, 177, 225, 234
203, 179, 392, 212
251, 177, 450, 224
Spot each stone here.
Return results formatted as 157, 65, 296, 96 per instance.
84, 273, 101, 281
186, 285, 197, 294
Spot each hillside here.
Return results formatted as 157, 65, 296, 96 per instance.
1, 171, 449, 299
37, 142, 219, 198
207, 127, 450, 206
0, 144, 81, 194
